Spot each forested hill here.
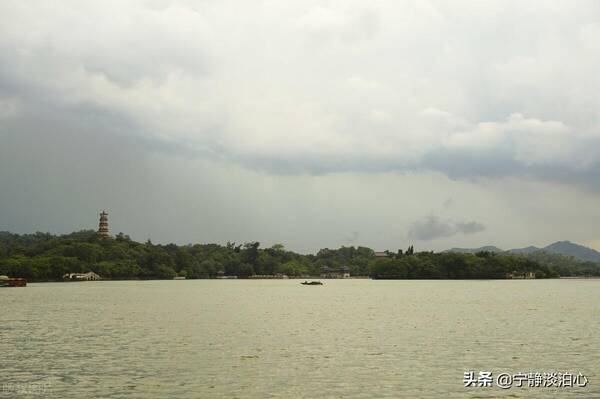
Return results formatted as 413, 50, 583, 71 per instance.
0, 230, 374, 280
448, 241, 600, 262
0, 230, 599, 281
542, 241, 600, 262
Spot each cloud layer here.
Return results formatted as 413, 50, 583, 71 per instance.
2, 1, 600, 251
1, 1, 600, 187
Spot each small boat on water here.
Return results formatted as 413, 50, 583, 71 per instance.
0, 275, 27, 287
301, 280, 323, 285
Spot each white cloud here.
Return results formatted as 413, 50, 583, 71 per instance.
1, 0, 600, 182
444, 113, 580, 166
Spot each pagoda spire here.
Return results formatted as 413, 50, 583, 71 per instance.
98, 211, 110, 238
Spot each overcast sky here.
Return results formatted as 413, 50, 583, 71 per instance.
1, 1, 600, 253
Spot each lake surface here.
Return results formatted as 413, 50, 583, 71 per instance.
1, 279, 599, 398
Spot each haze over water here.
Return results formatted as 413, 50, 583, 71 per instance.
2, 279, 598, 398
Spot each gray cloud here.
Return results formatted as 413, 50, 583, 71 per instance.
1, 2, 599, 190
408, 216, 485, 241
455, 221, 486, 235
2, 1, 600, 252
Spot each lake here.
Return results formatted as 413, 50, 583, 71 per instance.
1, 279, 599, 398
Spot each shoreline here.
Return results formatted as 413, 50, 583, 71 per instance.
19, 276, 600, 284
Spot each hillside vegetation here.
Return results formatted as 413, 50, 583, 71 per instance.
1, 231, 599, 281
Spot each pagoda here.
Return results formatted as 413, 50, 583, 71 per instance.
98, 211, 110, 238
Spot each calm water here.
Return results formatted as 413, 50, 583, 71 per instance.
1, 279, 599, 398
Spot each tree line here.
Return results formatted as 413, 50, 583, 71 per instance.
0, 230, 599, 281
370, 251, 556, 279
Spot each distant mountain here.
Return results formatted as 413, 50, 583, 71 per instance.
446, 246, 503, 254
446, 241, 600, 263
508, 246, 540, 254
542, 241, 600, 262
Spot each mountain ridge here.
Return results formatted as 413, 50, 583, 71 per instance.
447, 241, 600, 262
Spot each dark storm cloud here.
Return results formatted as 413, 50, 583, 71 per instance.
418, 144, 600, 191
197, 140, 600, 193
408, 216, 485, 241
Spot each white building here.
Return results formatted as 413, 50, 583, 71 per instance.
320, 266, 351, 278
63, 271, 101, 281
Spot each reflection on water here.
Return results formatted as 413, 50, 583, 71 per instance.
1, 279, 599, 398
